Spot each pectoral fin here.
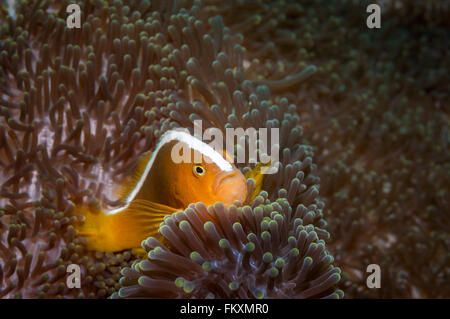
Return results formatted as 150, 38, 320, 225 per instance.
74, 199, 177, 252
245, 162, 266, 203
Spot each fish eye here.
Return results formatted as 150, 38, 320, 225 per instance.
193, 164, 206, 177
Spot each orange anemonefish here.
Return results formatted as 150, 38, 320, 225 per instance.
73, 130, 263, 252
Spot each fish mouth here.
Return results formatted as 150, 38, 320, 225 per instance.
212, 170, 241, 194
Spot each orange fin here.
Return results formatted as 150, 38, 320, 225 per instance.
74, 199, 177, 252
115, 151, 153, 202
131, 247, 148, 258
245, 162, 267, 202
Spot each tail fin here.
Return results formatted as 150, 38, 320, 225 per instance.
74, 199, 177, 252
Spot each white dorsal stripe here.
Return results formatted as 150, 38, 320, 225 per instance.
106, 129, 233, 215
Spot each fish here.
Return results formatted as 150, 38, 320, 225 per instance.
73, 129, 262, 252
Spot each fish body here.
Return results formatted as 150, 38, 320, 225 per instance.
74, 130, 251, 252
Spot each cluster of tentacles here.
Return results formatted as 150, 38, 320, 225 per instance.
0, 0, 342, 298
201, 0, 449, 298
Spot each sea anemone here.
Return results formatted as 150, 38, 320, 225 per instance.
107, 0, 342, 299
0, 0, 166, 298
4, 0, 444, 300
115, 200, 342, 299
1, 0, 342, 299
203, 0, 449, 298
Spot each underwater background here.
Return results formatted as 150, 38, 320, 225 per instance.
0, 0, 448, 298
